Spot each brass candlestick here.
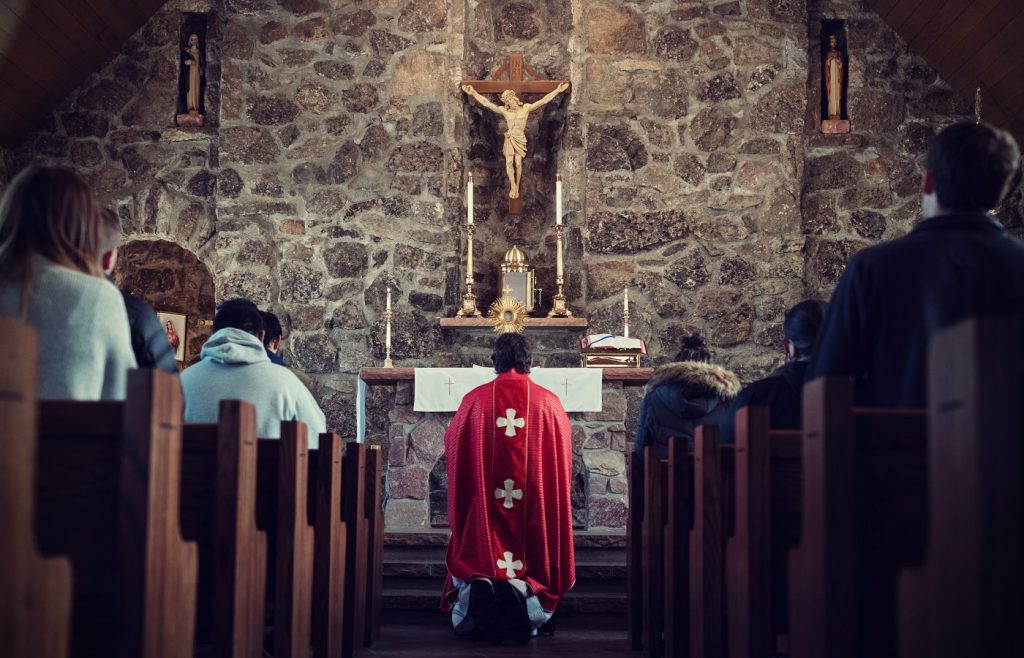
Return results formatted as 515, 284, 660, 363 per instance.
457, 222, 482, 317
548, 223, 573, 317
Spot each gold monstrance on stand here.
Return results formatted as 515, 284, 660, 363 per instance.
499, 246, 535, 312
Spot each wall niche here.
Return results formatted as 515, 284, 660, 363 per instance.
820, 19, 850, 134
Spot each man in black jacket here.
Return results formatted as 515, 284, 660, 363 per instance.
719, 300, 827, 442
808, 121, 1024, 407
100, 209, 179, 374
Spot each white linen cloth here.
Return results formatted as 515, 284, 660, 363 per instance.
413, 367, 602, 413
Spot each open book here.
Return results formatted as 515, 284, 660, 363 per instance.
580, 334, 647, 352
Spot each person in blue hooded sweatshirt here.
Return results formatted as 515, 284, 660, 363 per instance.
181, 298, 326, 446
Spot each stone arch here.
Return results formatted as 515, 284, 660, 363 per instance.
112, 238, 216, 366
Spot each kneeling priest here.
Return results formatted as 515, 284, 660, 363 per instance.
441, 333, 575, 644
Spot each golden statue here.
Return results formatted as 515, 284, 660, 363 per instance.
824, 34, 844, 120
461, 82, 569, 199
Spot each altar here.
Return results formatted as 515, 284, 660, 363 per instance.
358, 366, 651, 531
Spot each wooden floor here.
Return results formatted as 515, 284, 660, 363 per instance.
364, 612, 631, 656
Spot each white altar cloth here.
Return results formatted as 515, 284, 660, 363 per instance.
413, 367, 603, 413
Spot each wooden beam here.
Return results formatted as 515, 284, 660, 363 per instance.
0, 2, 93, 77
460, 79, 569, 95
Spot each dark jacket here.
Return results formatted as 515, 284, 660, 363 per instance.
718, 360, 809, 443
634, 361, 741, 453
808, 212, 1024, 407
266, 349, 286, 366
122, 292, 179, 374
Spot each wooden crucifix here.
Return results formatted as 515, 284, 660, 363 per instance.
461, 53, 570, 215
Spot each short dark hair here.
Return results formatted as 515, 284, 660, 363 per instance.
98, 208, 120, 255
213, 298, 264, 336
675, 333, 711, 363
926, 122, 1020, 212
492, 333, 531, 374
784, 299, 828, 359
261, 311, 282, 347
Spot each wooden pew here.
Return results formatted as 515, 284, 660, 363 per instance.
725, 407, 801, 658
364, 445, 385, 646
627, 451, 644, 652
31, 372, 198, 658
342, 441, 369, 656
788, 377, 927, 658
899, 316, 1024, 657
180, 404, 267, 658
1, 317, 72, 658
255, 423, 316, 658
641, 445, 667, 657
311, 433, 347, 658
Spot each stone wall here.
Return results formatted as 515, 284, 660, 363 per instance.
5, 0, 1021, 528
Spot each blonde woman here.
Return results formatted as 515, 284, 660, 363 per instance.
0, 166, 136, 399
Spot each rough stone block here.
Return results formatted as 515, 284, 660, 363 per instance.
384, 499, 428, 528
388, 466, 428, 500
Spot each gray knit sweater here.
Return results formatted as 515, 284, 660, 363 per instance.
0, 258, 137, 400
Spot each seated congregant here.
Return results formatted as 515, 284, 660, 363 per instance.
719, 299, 827, 442
99, 208, 178, 374
441, 333, 575, 644
0, 165, 136, 399
809, 121, 1024, 407
261, 311, 286, 365
634, 333, 740, 452
180, 298, 326, 445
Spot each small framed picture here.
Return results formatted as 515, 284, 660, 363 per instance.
157, 311, 188, 362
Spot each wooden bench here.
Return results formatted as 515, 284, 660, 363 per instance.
726, 407, 801, 658
788, 377, 928, 658
0, 317, 197, 658
1, 317, 73, 658
899, 316, 1023, 657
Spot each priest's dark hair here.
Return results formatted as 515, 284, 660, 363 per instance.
675, 333, 711, 363
261, 311, 282, 347
213, 298, 264, 337
926, 121, 1020, 211
784, 299, 828, 359
492, 333, 531, 374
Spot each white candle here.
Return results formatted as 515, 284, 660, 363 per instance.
467, 172, 474, 225
385, 287, 392, 348
555, 173, 562, 225
624, 287, 629, 312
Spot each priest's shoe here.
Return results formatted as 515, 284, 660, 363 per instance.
493, 579, 532, 645
467, 578, 499, 641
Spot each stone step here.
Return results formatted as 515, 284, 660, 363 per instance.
383, 588, 628, 617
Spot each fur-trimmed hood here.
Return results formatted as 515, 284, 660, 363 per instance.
647, 360, 742, 400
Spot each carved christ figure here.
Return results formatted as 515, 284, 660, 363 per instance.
185, 34, 204, 114
824, 34, 844, 120
461, 82, 569, 199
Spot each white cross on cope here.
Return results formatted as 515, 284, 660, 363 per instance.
496, 408, 525, 437
497, 551, 523, 578
494, 478, 523, 509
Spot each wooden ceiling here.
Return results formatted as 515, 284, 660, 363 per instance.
866, 0, 1024, 144
0, 0, 165, 148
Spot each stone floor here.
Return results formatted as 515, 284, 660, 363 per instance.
364, 612, 631, 656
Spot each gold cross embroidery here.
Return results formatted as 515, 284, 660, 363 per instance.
445, 377, 456, 395
562, 378, 571, 397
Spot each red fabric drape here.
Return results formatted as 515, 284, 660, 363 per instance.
440, 370, 575, 612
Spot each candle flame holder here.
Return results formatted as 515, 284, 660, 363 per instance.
548, 223, 573, 317
456, 222, 482, 317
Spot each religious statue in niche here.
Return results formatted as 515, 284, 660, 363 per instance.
176, 33, 205, 127
461, 53, 570, 214
821, 31, 850, 133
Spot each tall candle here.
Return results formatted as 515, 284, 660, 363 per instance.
467, 172, 474, 225
624, 287, 629, 312
555, 173, 562, 225
385, 287, 392, 347
556, 231, 563, 278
